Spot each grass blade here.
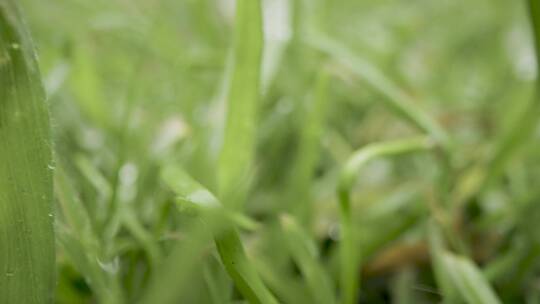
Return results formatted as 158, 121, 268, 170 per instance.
213, 0, 278, 302
307, 33, 452, 155
0, 1, 55, 303
337, 136, 434, 304
56, 225, 123, 304
70, 40, 109, 127
138, 219, 218, 304
55, 167, 123, 304
427, 220, 462, 304
218, 0, 264, 209
161, 165, 278, 304
441, 252, 502, 304
483, 0, 540, 186
280, 214, 337, 304
288, 69, 330, 226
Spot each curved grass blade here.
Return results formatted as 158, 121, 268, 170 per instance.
161, 165, 259, 231
0, 1, 55, 303
337, 136, 434, 304
280, 214, 337, 304
307, 33, 452, 156
160, 165, 278, 304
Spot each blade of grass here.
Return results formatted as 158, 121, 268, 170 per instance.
280, 214, 337, 304
214, 0, 278, 303
70, 39, 110, 128
203, 256, 233, 304
160, 165, 278, 304
391, 267, 417, 304
427, 220, 462, 304
482, 0, 540, 187
218, 0, 264, 209
288, 69, 330, 226
161, 165, 259, 231
0, 1, 55, 303
138, 217, 219, 304
307, 33, 453, 156
139, 214, 226, 304
337, 136, 434, 304
74, 156, 161, 268
56, 225, 123, 304
441, 252, 502, 304
254, 257, 313, 304
55, 166, 100, 259
55, 166, 123, 304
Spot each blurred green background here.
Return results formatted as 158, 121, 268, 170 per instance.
16, 0, 540, 303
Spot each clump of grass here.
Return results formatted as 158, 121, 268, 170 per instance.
5, 0, 540, 303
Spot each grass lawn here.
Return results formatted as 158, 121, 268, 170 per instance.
2, 0, 540, 303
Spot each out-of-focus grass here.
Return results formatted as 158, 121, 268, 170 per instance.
7, 0, 540, 302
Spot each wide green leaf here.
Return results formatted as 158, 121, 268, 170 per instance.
0, 1, 54, 303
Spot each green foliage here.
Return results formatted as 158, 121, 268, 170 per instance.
4, 0, 540, 303
338, 137, 434, 304
218, 0, 263, 210
0, 1, 54, 302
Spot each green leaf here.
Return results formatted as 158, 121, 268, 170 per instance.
0, 1, 55, 303
70, 39, 109, 127
288, 69, 330, 225
337, 136, 434, 304
427, 220, 462, 304
161, 165, 259, 231
483, 0, 540, 187
307, 33, 452, 155
254, 258, 313, 304
138, 219, 218, 304
55, 166, 123, 304
441, 252, 502, 304
56, 225, 123, 304
211, 1, 277, 302
280, 214, 337, 304
160, 165, 278, 304
218, 0, 264, 210
203, 256, 233, 304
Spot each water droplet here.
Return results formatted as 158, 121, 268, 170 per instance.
47, 163, 56, 170
10, 43, 20, 50
48, 213, 53, 218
